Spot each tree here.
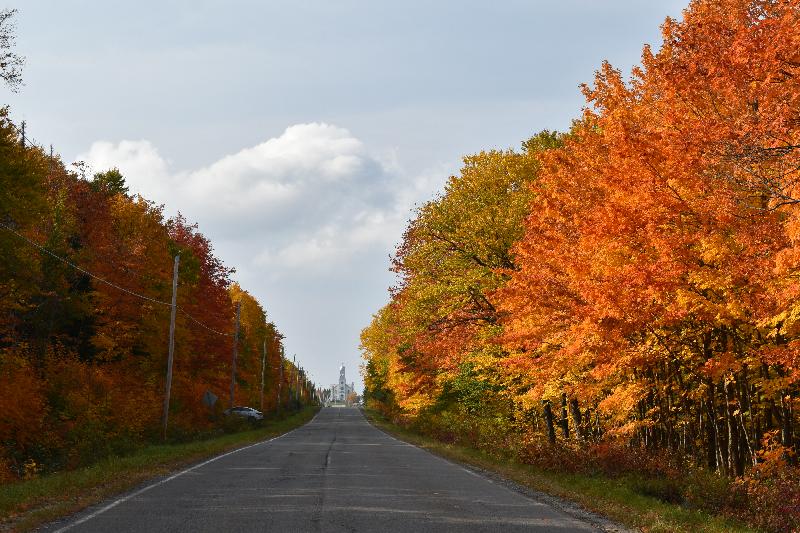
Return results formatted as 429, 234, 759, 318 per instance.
361, 133, 561, 415
362, 0, 799, 481
0, 9, 24, 92
346, 391, 358, 406
91, 168, 129, 196
229, 284, 270, 408
495, 0, 800, 470
0, 107, 47, 343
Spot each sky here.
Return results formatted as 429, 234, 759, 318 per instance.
4, 0, 689, 392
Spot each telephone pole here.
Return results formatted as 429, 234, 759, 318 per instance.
161, 255, 180, 440
229, 301, 241, 408
260, 336, 266, 412
293, 355, 298, 404
277, 345, 284, 415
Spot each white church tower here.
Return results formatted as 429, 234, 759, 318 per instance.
331, 363, 354, 403
338, 364, 347, 401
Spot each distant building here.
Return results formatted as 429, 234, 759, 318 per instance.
331, 363, 354, 403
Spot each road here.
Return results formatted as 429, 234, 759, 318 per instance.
46, 407, 600, 532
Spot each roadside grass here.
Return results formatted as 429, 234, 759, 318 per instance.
0, 407, 318, 532
363, 409, 755, 533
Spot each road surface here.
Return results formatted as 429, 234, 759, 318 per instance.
46, 407, 601, 532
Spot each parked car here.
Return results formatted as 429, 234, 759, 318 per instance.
223, 406, 264, 421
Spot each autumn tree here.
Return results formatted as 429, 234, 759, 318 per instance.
495, 0, 800, 473
362, 1, 799, 493
0, 9, 23, 91
361, 133, 561, 417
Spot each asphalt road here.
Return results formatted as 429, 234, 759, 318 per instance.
46, 407, 600, 532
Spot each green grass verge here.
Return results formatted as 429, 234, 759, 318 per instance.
363, 409, 755, 533
0, 407, 319, 532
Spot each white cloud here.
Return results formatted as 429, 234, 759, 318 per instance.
80, 139, 172, 200
78, 123, 420, 275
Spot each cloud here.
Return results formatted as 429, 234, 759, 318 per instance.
78, 123, 422, 275
80, 139, 172, 199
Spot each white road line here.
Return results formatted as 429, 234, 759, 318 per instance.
53, 412, 319, 532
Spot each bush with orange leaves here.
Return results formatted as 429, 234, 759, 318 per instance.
0, 351, 50, 481
729, 433, 800, 532
45, 356, 162, 467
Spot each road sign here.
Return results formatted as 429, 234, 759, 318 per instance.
202, 390, 218, 407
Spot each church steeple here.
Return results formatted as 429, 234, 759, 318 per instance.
331, 363, 353, 403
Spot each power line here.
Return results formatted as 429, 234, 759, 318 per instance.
0, 221, 233, 337
83, 246, 167, 285
1, 221, 172, 307
179, 307, 233, 338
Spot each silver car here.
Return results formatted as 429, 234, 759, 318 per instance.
223, 406, 264, 421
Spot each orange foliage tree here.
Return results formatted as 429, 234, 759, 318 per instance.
362, 0, 799, 492
496, 0, 800, 476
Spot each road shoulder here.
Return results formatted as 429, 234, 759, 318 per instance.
361, 408, 753, 533
1, 407, 319, 533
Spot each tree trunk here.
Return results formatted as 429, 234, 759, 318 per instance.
780, 392, 794, 458
569, 398, 583, 442
737, 370, 756, 467
724, 378, 743, 476
705, 379, 718, 472
542, 400, 556, 444
560, 393, 570, 440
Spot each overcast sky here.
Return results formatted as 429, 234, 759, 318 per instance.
5, 0, 688, 392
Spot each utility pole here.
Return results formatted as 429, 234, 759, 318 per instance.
161, 255, 180, 440
260, 336, 266, 412
293, 355, 298, 404
20, 121, 25, 149
230, 301, 240, 408
277, 345, 284, 415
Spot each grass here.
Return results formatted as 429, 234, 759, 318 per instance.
0, 407, 318, 532
363, 409, 756, 533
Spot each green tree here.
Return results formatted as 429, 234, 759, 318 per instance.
91, 168, 129, 196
